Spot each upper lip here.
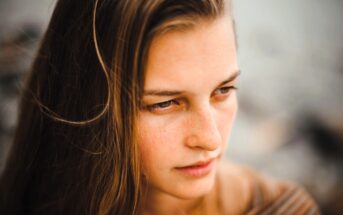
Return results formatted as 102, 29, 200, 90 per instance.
176, 158, 215, 169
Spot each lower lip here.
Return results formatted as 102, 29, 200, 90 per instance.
175, 160, 215, 177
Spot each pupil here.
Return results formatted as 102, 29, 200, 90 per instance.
160, 101, 171, 108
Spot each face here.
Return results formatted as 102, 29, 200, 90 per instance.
137, 17, 239, 200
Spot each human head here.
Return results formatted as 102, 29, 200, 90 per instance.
137, 16, 238, 204
0, 0, 234, 214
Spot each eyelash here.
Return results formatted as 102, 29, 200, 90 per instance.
146, 100, 180, 111
145, 86, 237, 113
213, 86, 237, 95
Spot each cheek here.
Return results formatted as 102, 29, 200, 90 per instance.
136, 117, 183, 169
218, 97, 238, 141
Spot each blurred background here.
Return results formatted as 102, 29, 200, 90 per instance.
0, 0, 342, 214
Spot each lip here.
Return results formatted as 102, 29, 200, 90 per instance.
175, 159, 215, 177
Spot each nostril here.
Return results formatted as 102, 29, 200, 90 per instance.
184, 109, 222, 150
185, 135, 198, 147
185, 132, 221, 151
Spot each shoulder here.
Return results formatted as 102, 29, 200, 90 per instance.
216, 160, 321, 215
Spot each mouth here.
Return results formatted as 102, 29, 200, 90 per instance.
175, 158, 215, 177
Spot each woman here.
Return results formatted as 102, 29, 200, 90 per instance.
0, 0, 320, 214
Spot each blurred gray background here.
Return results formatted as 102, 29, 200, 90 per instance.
0, 0, 342, 214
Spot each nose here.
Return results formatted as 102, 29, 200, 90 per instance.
185, 106, 222, 151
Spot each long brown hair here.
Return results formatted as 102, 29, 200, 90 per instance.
0, 0, 228, 214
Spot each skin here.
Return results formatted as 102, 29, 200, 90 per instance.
137, 17, 239, 215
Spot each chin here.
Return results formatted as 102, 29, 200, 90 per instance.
168, 170, 217, 200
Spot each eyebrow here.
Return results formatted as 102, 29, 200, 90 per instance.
143, 70, 241, 97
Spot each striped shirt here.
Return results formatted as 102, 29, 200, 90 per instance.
194, 161, 321, 215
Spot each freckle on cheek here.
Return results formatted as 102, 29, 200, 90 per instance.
184, 118, 194, 127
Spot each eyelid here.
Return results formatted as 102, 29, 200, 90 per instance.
213, 85, 237, 95
141, 84, 238, 113
151, 100, 177, 109
143, 98, 182, 113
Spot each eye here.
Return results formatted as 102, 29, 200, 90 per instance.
212, 86, 237, 100
144, 99, 180, 114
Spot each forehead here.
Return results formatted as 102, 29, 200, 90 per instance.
144, 17, 238, 92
